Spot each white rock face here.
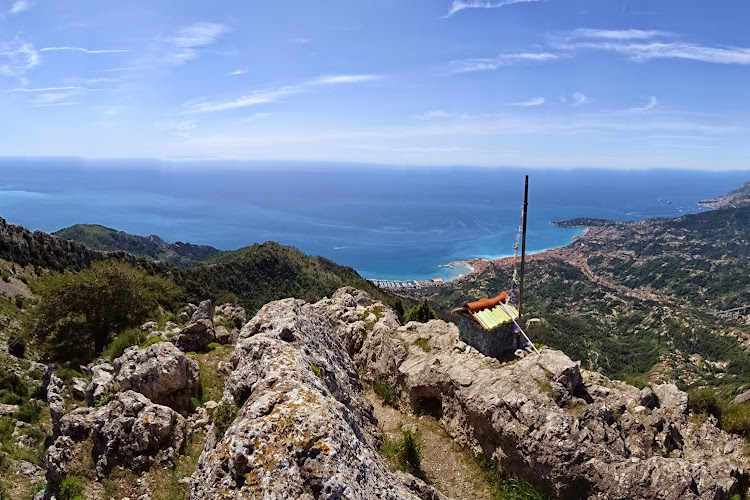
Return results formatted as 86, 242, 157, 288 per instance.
92, 390, 187, 476
114, 342, 199, 415
293, 287, 747, 499
190, 297, 445, 500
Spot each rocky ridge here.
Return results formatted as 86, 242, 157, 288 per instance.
193, 287, 747, 499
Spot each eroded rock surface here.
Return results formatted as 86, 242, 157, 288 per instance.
114, 342, 199, 414
92, 390, 187, 476
190, 297, 445, 500
174, 299, 216, 352
307, 288, 746, 500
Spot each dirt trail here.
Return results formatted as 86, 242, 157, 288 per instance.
366, 390, 492, 500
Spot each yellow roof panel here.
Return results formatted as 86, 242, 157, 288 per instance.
471, 303, 518, 331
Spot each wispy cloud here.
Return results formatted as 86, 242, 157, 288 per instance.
630, 96, 659, 112
160, 22, 230, 66
571, 29, 672, 41
442, 0, 541, 18
415, 110, 452, 120
41, 46, 128, 54
229, 69, 248, 76
560, 29, 750, 65
8, 0, 30, 15
450, 52, 558, 73
290, 38, 311, 45
572, 92, 590, 106
185, 74, 382, 113
7, 86, 91, 92
509, 96, 545, 106
0, 40, 40, 77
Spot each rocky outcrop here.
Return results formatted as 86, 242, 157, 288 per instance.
307, 288, 748, 500
114, 342, 200, 415
190, 297, 445, 499
92, 390, 187, 476
45, 372, 65, 433
173, 299, 216, 352
84, 361, 114, 406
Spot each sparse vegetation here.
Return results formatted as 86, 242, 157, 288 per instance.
373, 378, 399, 408
379, 428, 424, 478
213, 401, 238, 432
404, 299, 437, 324
310, 363, 322, 378
102, 327, 147, 360
475, 455, 548, 500
140, 336, 165, 349
412, 337, 431, 352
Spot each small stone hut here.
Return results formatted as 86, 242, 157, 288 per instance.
452, 291, 519, 359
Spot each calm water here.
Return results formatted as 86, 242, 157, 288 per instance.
1, 158, 748, 280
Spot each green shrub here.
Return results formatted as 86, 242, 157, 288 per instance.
0, 479, 5, 500
721, 403, 750, 436
16, 400, 43, 424
0, 368, 29, 405
623, 374, 650, 389
379, 429, 424, 478
399, 429, 423, 477
476, 455, 547, 500
404, 299, 437, 324
140, 336, 165, 350
412, 337, 431, 352
232, 315, 244, 329
310, 363, 322, 378
374, 378, 399, 408
207, 342, 221, 351
1, 271, 9, 283
102, 328, 147, 359
55, 474, 85, 500
688, 387, 721, 418
213, 401, 238, 432
31, 260, 181, 363
216, 292, 239, 305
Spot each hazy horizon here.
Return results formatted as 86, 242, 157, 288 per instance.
1, 1, 750, 170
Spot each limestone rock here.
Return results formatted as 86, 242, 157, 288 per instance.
732, 388, 750, 405
214, 325, 237, 345
71, 377, 88, 400
46, 435, 83, 483
46, 373, 65, 432
185, 303, 198, 318
653, 383, 689, 414
141, 320, 158, 331
93, 390, 187, 476
214, 303, 246, 325
0, 403, 18, 416
85, 361, 115, 406
191, 299, 214, 322
58, 407, 95, 442
173, 300, 216, 352
191, 297, 444, 500
114, 342, 199, 415
309, 287, 747, 500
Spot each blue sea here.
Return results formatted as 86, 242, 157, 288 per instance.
1, 158, 749, 280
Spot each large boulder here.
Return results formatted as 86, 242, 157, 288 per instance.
114, 342, 199, 415
190, 298, 444, 499
92, 390, 187, 476
653, 383, 689, 415
173, 299, 216, 352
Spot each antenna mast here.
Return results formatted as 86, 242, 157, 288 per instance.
518, 175, 529, 318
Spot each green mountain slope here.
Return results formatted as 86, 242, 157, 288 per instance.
177, 241, 384, 313
408, 201, 750, 393
54, 224, 221, 268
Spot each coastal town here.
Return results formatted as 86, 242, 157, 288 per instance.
367, 277, 445, 289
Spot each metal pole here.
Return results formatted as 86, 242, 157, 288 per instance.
518, 175, 529, 318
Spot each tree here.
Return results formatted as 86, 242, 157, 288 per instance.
31, 260, 181, 363
404, 299, 437, 324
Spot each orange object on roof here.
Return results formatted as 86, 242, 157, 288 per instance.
465, 291, 509, 312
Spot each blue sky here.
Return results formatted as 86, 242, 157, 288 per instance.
1, 0, 749, 169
